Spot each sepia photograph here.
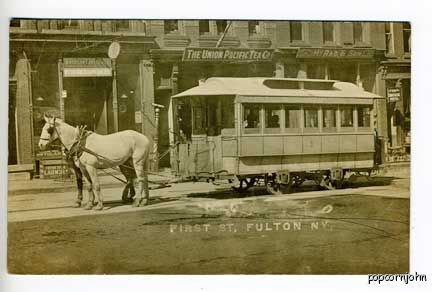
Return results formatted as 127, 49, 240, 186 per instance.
5, 17, 412, 275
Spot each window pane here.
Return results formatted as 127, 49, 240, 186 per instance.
285, 105, 300, 129
243, 104, 261, 131
248, 20, 259, 35
199, 20, 210, 35
216, 20, 227, 34
358, 106, 371, 127
116, 20, 129, 31
265, 105, 281, 129
323, 22, 334, 43
353, 22, 363, 43
403, 22, 411, 53
323, 107, 336, 128
304, 107, 319, 128
290, 21, 303, 41
340, 106, 354, 127
164, 20, 178, 34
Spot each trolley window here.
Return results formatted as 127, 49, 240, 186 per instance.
322, 106, 337, 132
304, 106, 319, 132
284, 105, 301, 133
357, 105, 372, 130
243, 104, 262, 134
340, 105, 354, 130
265, 105, 282, 133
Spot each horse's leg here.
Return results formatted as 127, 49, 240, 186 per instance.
87, 166, 103, 211
67, 159, 83, 207
132, 158, 146, 207
80, 167, 95, 210
141, 157, 149, 207
119, 163, 135, 203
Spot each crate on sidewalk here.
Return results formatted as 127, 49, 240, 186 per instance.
39, 159, 71, 179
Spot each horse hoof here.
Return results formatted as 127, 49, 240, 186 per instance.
139, 199, 148, 207
94, 204, 104, 211
73, 201, 82, 208
132, 199, 141, 207
84, 203, 93, 210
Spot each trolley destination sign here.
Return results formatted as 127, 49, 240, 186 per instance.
182, 48, 274, 62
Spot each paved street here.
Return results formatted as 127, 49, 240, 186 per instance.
7, 166, 410, 274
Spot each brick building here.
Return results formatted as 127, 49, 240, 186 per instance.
8, 20, 409, 175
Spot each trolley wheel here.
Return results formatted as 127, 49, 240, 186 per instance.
231, 177, 256, 193
292, 175, 305, 187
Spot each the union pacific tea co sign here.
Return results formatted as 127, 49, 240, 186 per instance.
183, 48, 274, 62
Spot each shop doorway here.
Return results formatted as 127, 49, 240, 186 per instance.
63, 77, 112, 134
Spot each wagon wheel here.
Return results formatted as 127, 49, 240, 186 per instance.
319, 177, 335, 190
231, 177, 256, 193
292, 175, 305, 187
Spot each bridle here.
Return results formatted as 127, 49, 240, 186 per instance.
40, 117, 67, 149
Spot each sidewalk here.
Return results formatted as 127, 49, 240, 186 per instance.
8, 168, 176, 196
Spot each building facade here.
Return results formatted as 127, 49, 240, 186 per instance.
8, 20, 409, 175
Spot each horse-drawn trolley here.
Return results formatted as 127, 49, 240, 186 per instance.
168, 77, 384, 194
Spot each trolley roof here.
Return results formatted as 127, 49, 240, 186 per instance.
172, 77, 383, 99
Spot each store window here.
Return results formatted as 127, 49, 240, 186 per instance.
216, 20, 227, 34
57, 19, 79, 30
307, 64, 326, 79
403, 22, 411, 53
323, 22, 334, 44
358, 106, 371, 128
285, 105, 301, 132
115, 20, 130, 31
10, 19, 21, 27
199, 20, 210, 35
304, 107, 319, 131
248, 20, 260, 36
264, 105, 282, 133
290, 21, 303, 42
164, 20, 178, 34
353, 22, 363, 44
243, 104, 261, 134
340, 106, 354, 128
322, 107, 337, 132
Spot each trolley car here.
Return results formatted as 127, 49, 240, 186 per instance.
168, 77, 383, 193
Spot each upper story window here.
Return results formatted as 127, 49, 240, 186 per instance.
403, 22, 411, 53
164, 20, 178, 34
216, 20, 228, 34
353, 22, 364, 43
10, 19, 21, 28
323, 22, 335, 44
199, 20, 210, 35
115, 20, 130, 31
290, 21, 303, 42
58, 19, 79, 30
248, 20, 260, 36
385, 22, 393, 54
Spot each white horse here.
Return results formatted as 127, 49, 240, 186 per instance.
38, 114, 151, 210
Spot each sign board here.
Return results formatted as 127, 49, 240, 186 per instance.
63, 58, 112, 77
108, 41, 121, 59
183, 48, 274, 62
135, 111, 142, 123
387, 87, 401, 102
296, 48, 375, 59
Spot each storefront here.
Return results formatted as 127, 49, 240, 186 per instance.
151, 47, 275, 167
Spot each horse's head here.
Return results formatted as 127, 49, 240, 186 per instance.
38, 113, 59, 150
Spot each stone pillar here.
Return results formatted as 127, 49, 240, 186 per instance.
274, 61, 285, 78
297, 63, 307, 79
14, 58, 34, 165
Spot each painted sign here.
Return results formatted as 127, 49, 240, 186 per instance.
183, 48, 274, 62
296, 48, 375, 59
387, 87, 401, 102
63, 58, 112, 77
